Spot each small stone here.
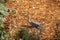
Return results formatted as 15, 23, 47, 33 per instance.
32, 6, 36, 9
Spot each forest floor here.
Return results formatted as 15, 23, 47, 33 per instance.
5, 0, 60, 40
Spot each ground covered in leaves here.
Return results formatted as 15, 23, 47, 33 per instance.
4, 0, 60, 40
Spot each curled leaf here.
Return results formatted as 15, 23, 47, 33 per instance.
8, 8, 16, 14
0, 10, 9, 16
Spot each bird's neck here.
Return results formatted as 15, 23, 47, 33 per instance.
28, 17, 31, 22
28, 16, 31, 22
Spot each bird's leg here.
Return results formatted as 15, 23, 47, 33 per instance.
38, 26, 43, 40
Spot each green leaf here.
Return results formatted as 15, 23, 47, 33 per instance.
0, 3, 9, 16
0, 3, 7, 11
0, 10, 9, 16
20, 29, 29, 40
0, 17, 6, 22
8, 8, 16, 14
0, 0, 6, 4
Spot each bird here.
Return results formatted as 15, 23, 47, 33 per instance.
25, 13, 43, 40
27, 14, 43, 28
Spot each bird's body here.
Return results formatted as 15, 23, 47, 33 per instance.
29, 21, 42, 28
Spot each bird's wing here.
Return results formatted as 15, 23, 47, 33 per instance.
32, 21, 43, 27
32, 21, 40, 25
